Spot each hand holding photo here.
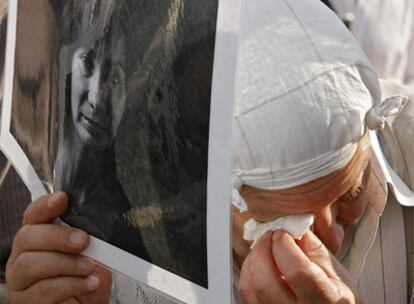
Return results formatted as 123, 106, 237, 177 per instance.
1, 0, 240, 303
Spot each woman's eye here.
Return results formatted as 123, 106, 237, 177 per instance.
111, 66, 124, 87
340, 185, 364, 202
80, 54, 94, 77
112, 71, 119, 86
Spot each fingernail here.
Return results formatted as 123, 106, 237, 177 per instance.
86, 275, 100, 291
77, 257, 95, 272
69, 231, 88, 246
272, 230, 282, 242
47, 192, 62, 208
22, 206, 30, 221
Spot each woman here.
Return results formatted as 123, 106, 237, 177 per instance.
55, 0, 129, 242
54, 0, 133, 245
229, 1, 412, 303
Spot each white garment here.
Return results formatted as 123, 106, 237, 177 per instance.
326, 1, 414, 207
330, 0, 414, 86
231, 0, 400, 193
357, 194, 408, 304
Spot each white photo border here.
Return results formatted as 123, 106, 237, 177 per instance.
0, 0, 242, 303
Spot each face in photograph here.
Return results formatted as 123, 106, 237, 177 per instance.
70, 38, 126, 150
56, 9, 132, 243
55, 0, 219, 288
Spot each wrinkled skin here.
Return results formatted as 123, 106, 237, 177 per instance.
238, 231, 361, 304
234, 141, 373, 303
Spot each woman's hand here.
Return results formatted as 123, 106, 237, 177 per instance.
238, 230, 361, 304
5, 192, 112, 304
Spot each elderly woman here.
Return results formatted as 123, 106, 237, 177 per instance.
229, 1, 413, 303
4, 0, 413, 303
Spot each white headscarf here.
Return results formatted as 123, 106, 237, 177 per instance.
231, 0, 411, 211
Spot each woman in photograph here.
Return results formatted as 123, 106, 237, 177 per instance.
55, 0, 141, 248
55, 0, 214, 285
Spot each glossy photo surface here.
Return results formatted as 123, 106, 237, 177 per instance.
54, 0, 218, 287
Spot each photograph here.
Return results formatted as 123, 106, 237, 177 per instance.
2, 0, 414, 303
54, 0, 219, 288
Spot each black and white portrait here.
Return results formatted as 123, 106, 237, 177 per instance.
55, 0, 218, 287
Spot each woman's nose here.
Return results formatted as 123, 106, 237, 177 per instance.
313, 205, 344, 255
87, 66, 106, 111
336, 197, 367, 227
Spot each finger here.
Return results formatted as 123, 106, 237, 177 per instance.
23, 192, 68, 225
238, 257, 260, 304
76, 264, 112, 304
7, 251, 95, 290
272, 230, 336, 300
239, 232, 294, 303
8, 224, 89, 266
248, 233, 294, 302
232, 206, 252, 260
297, 230, 346, 280
11, 275, 100, 304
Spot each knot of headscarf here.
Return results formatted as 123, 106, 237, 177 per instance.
232, 174, 248, 212
365, 96, 409, 130
231, 96, 410, 214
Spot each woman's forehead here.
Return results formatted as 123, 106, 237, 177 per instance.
242, 143, 372, 211
243, 170, 362, 211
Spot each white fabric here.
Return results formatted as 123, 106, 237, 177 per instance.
110, 271, 180, 304
243, 214, 314, 248
329, 0, 414, 86
228, 2, 413, 304
356, 194, 407, 304
230, 0, 412, 214
231, 175, 248, 212
324, 1, 414, 206
231, 0, 381, 197
229, 2, 411, 304
372, 80, 414, 207
371, 131, 414, 206
233, 143, 357, 191
365, 96, 409, 130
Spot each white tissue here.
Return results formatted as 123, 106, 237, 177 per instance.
243, 214, 314, 248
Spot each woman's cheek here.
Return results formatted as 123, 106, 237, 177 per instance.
337, 195, 368, 226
